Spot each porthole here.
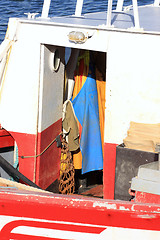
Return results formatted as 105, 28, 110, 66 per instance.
50, 49, 60, 72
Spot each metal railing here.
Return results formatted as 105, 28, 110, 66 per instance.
41, 0, 84, 18
154, 0, 160, 6
107, 0, 140, 28
41, 0, 156, 29
41, 0, 51, 18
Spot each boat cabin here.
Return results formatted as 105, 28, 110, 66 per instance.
1, 0, 160, 204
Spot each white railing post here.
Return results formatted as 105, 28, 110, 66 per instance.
132, 0, 140, 29
41, 0, 51, 18
75, 0, 84, 17
108, 0, 140, 29
107, 0, 113, 27
154, 0, 160, 6
116, 0, 124, 11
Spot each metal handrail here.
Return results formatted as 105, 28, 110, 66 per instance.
107, 0, 140, 29
41, 0, 84, 18
41, 0, 51, 18
41, 0, 140, 29
75, 0, 84, 16
154, 0, 160, 6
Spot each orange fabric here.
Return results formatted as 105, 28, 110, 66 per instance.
96, 68, 106, 156
72, 52, 89, 169
72, 54, 89, 100
73, 149, 82, 169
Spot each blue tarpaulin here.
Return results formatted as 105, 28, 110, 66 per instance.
71, 73, 103, 174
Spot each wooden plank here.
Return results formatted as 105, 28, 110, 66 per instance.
0, 177, 50, 193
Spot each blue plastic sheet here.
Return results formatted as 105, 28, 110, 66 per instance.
72, 74, 103, 174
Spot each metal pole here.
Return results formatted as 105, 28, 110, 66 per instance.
132, 0, 140, 29
107, 0, 113, 27
41, 0, 51, 18
154, 0, 160, 6
116, 0, 124, 11
75, 0, 84, 17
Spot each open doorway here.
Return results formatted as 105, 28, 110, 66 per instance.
62, 48, 106, 198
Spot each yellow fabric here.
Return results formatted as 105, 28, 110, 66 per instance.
60, 153, 67, 176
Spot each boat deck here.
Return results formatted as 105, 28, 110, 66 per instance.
27, 4, 160, 33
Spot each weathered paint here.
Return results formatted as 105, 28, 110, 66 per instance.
36, 119, 62, 189
1, 6, 160, 238
135, 191, 160, 204
0, 21, 65, 188
0, 189, 160, 239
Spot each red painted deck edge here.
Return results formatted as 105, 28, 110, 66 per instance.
0, 189, 160, 231
135, 191, 160, 204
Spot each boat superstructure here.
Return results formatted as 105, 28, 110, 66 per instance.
0, 0, 160, 239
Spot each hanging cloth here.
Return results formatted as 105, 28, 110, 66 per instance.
72, 51, 89, 169
96, 68, 106, 156
62, 100, 80, 152
71, 62, 103, 174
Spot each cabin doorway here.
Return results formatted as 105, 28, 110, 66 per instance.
63, 48, 106, 198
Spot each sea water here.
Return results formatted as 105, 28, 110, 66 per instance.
0, 0, 154, 43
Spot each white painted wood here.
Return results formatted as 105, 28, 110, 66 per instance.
0, 19, 108, 135
0, 35, 40, 134
104, 32, 160, 144
0, 39, 12, 62
0, 177, 47, 193
38, 45, 64, 132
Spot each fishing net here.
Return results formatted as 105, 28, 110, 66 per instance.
59, 137, 75, 194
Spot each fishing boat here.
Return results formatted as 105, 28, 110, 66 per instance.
0, 0, 160, 238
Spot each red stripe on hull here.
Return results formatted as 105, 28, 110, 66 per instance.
9, 131, 36, 183
36, 119, 62, 189
3, 234, 63, 240
9, 119, 62, 189
103, 142, 117, 199
0, 135, 14, 148
0, 129, 14, 148
0, 219, 105, 236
